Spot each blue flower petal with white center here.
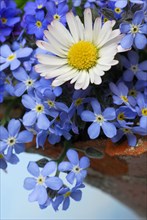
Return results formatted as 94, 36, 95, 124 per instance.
0, 142, 8, 152
22, 94, 36, 109
10, 59, 20, 70
120, 23, 130, 33
27, 161, 40, 177
126, 133, 137, 146
102, 122, 117, 138
120, 33, 133, 49
109, 82, 120, 96
17, 130, 33, 143
14, 82, 26, 96
24, 177, 36, 190
118, 82, 128, 96
128, 50, 139, 64
15, 48, 33, 58
111, 129, 124, 143
0, 126, 8, 139
88, 122, 100, 139
14, 143, 25, 154
12, 67, 28, 81
140, 24, 147, 34
45, 176, 63, 190
37, 185, 48, 205
23, 111, 37, 126
66, 172, 75, 184
79, 156, 90, 169
81, 110, 95, 122
91, 99, 101, 114
140, 116, 147, 128
139, 61, 147, 70
123, 69, 134, 81
37, 114, 50, 130
0, 44, 12, 57
67, 149, 79, 165
41, 161, 57, 176
70, 190, 82, 201
0, 62, 9, 71
103, 107, 116, 120
63, 197, 70, 210
7, 119, 21, 137
134, 33, 146, 49
58, 161, 73, 172
133, 10, 144, 25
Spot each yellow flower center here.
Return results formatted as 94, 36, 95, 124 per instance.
120, 95, 128, 103
75, 98, 83, 106
103, 17, 109, 23
129, 89, 137, 97
131, 25, 139, 34
142, 108, 147, 116
47, 100, 55, 107
64, 191, 71, 198
36, 20, 42, 28
117, 113, 125, 120
37, 176, 45, 185
95, 114, 104, 123
7, 53, 16, 61
1, 17, 7, 24
123, 128, 131, 134
7, 137, 16, 146
37, 4, 43, 9
25, 79, 34, 87
53, 14, 60, 21
67, 41, 98, 70
35, 104, 44, 113
114, 7, 122, 14
0, 154, 4, 159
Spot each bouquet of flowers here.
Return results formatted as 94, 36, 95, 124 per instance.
0, 0, 147, 211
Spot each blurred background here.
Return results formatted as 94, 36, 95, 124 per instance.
0, 153, 143, 220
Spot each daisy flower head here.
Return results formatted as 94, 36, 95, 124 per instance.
35, 8, 122, 90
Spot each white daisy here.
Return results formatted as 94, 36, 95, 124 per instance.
35, 8, 122, 90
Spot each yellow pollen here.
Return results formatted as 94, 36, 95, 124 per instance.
114, 7, 122, 13
117, 113, 125, 120
75, 98, 83, 106
53, 14, 60, 21
131, 25, 139, 34
142, 108, 147, 116
37, 4, 43, 9
67, 41, 98, 70
95, 114, 104, 123
35, 104, 44, 113
36, 20, 42, 28
64, 191, 71, 198
1, 17, 7, 24
47, 100, 54, 107
123, 128, 131, 133
121, 95, 128, 103
37, 176, 45, 185
0, 154, 3, 159
129, 89, 137, 97
7, 53, 16, 61
103, 17, 109, 23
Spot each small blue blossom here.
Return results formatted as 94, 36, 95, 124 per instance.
111, 124, 146, 146
81, 99, 117, 139
25, 10, 48, 39
24, 161, 63, 205
58, 149, 90, 185
120, 10, 147, 49
0, 119, 33, 163
110, 0, 144, 8
24, 0, 47, 15
22, 94, 50, 130
109, 82, 136, 107
136, 93, 147, 128
121, 50, 147, 81
12, 67, 39, 97
46, 1, 68, 25
53, 184, 84, 211
116, 106, 137, 126
0, 44, 33, 71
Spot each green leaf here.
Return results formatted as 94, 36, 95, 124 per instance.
15, 0, 31, 8
85, 147, 104, 159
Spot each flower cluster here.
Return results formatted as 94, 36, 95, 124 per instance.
0, 0, 147, 212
